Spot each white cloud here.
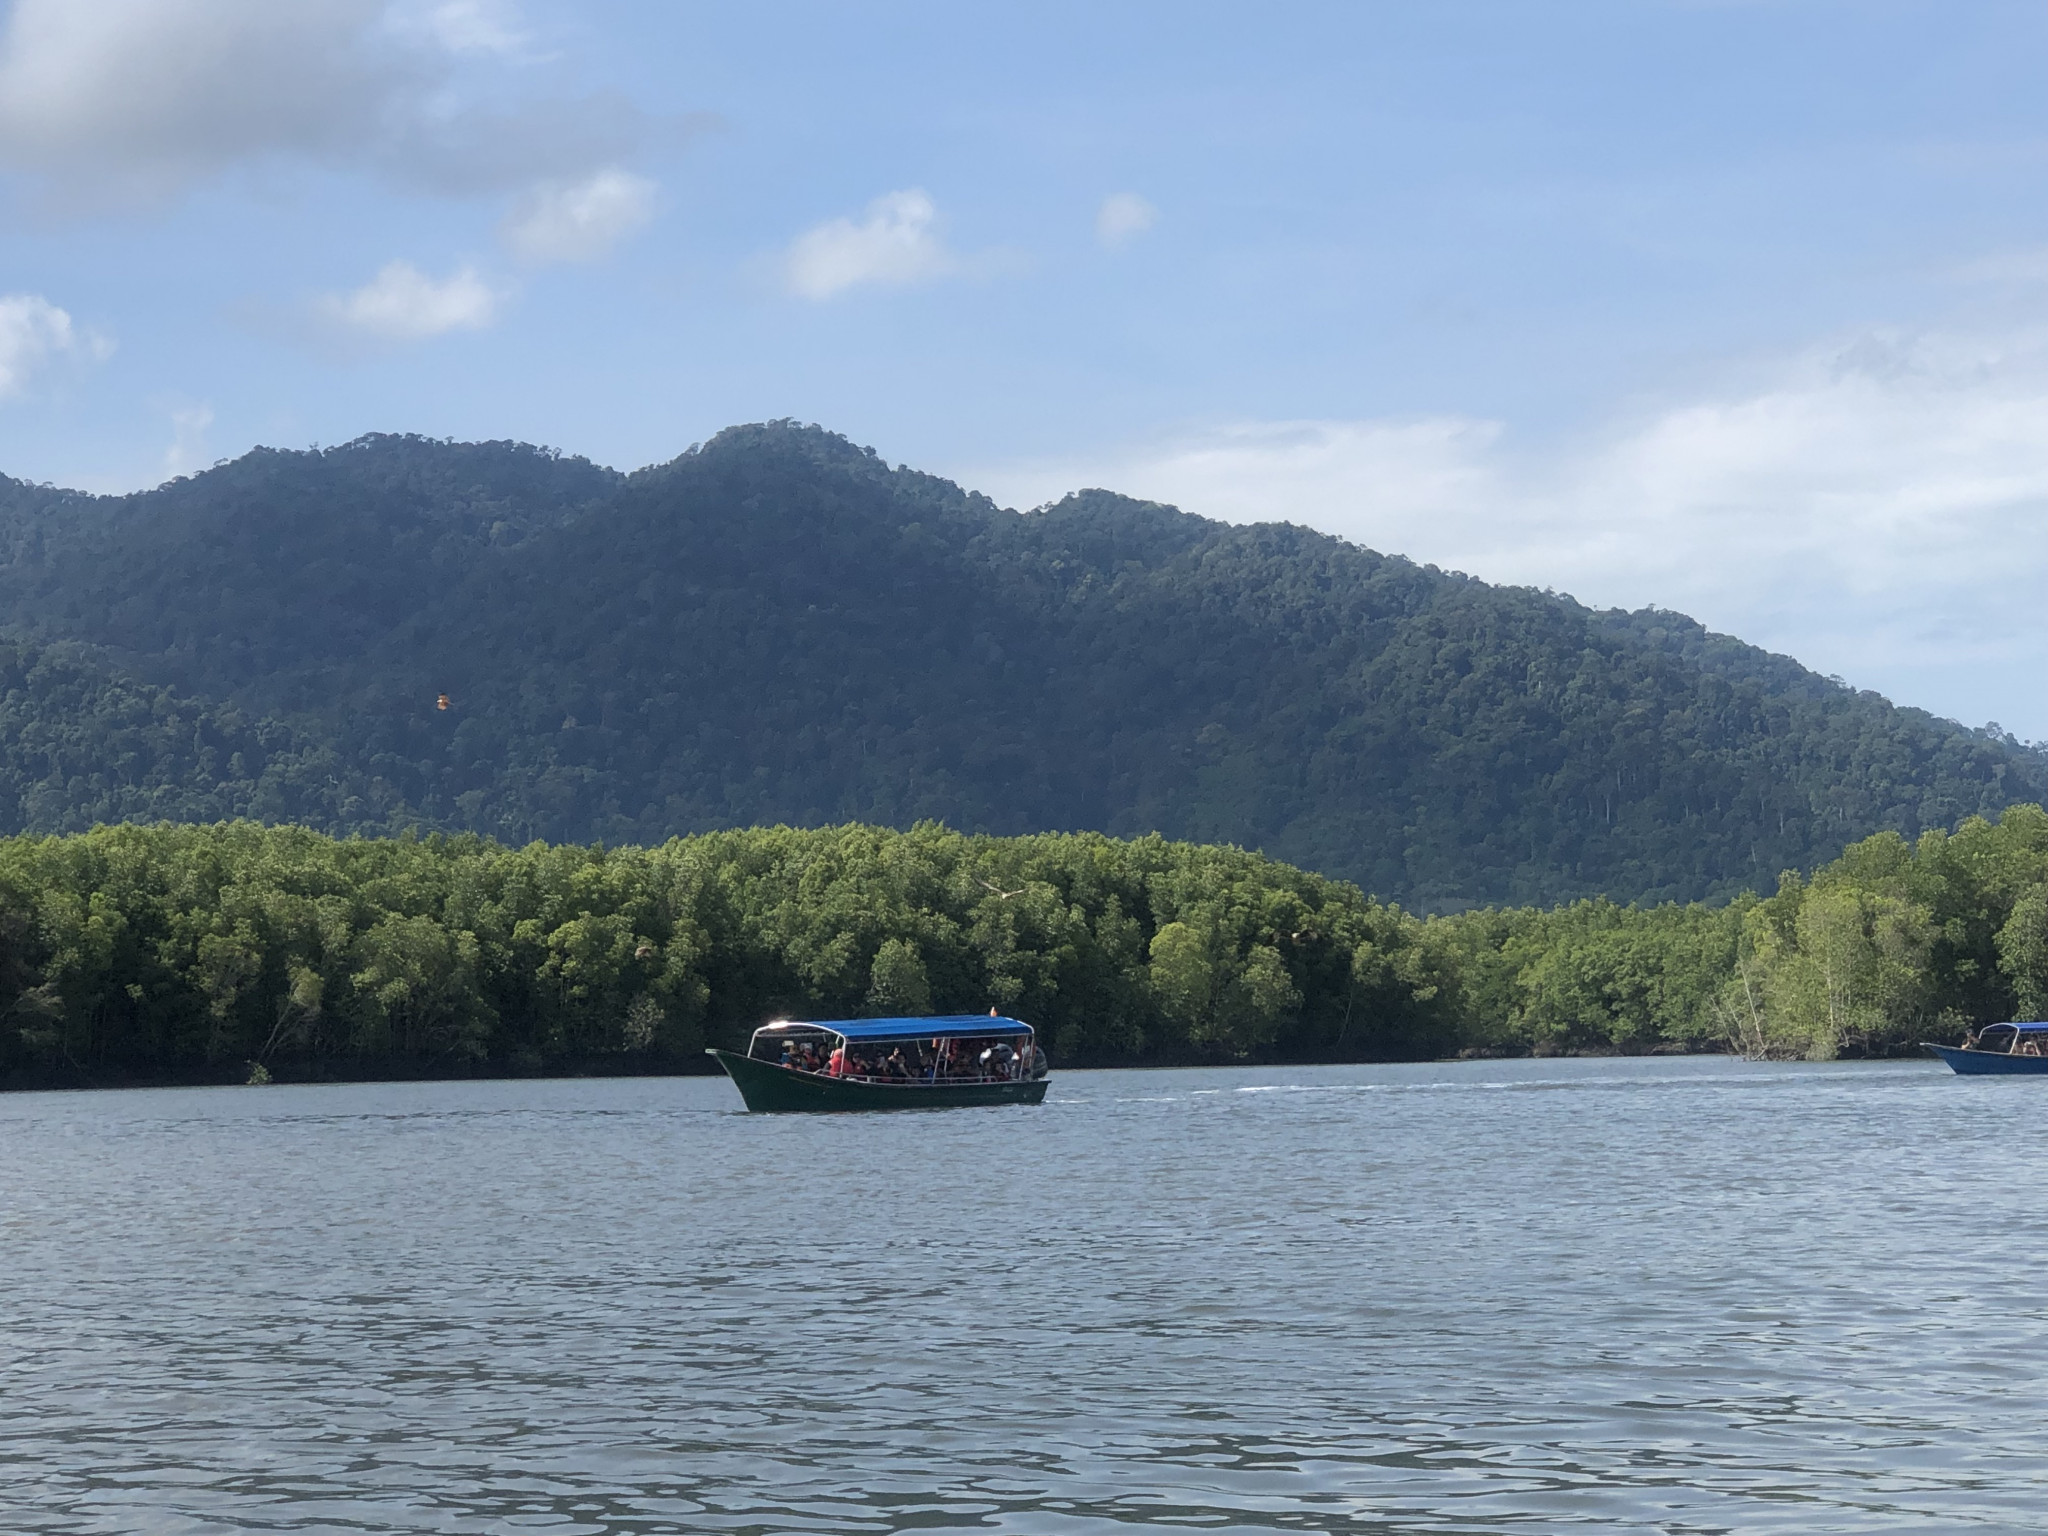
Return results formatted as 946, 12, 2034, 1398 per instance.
0, 0, 641, 208
160, 400, 214, 477
1096, 191, 1157, 249
0, 293, 113, 398
500, 166, 654, 263
965, 327, 2048, 738
400, 0, 527, 56
784, 189, 956, 300
316, 260, 504, 340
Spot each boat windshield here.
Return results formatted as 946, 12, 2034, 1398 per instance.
1974, 1023, 2048, 1056
747, 1026, 840, 1069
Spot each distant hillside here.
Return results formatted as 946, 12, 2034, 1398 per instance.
1, 422, 2040, 907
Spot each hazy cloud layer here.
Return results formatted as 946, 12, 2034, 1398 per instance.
1096, 192, 1157, 249
316, 260, 503, 341
501, 167, 655, 264
0, 293, 112, 398
0, 0, 649, 209
967, 329, 2048, 737
784, 189, 957, 300
159, 399, 213, 477
400, 0, 527, 56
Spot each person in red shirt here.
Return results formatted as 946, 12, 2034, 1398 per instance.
827, 1043, 847, 1077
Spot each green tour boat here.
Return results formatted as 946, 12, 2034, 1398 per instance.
708, 1015, 1050, 1112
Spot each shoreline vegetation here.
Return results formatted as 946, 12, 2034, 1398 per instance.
3, 811, 2046, 1092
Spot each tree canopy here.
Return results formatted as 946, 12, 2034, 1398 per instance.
4, 809, 2046, 1089
0, 820, 1445, 1087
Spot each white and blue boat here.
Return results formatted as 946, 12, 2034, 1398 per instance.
708, 1014, 1050, 1111
1925, 1023, 2048, 1075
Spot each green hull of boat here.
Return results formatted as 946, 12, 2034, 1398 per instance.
708, 1047, 1050, 1113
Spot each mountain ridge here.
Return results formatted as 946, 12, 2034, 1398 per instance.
0, 420, 2039, 909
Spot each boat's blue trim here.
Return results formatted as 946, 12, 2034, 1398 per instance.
1925, 1043, 2048, 1075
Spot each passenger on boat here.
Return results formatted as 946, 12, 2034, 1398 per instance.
827, 1043, 847, 1077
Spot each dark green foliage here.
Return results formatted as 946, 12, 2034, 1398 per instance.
1424, 898, 1746, 1056
1397, 804, 2048, 1062
0, 639, 408, 832
2, 423, 2042, 907
7, 809, 2048, 1089
1997, 886, 2048, 1022
0, 821, 1441, 1088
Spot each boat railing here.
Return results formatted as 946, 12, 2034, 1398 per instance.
741, 1017, 1044, 1082
841, 1074, 1013, 1084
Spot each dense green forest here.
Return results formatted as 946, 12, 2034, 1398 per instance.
4, 811, 2043, 1089
3, 423, 2041, 909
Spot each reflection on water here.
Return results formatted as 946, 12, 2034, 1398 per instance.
3, 1057, 2044, 1533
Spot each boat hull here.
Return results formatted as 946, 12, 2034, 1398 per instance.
1924, 1043, 2048, 1075
708, 1048, 1051, 1112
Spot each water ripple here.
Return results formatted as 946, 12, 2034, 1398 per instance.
2, 1058, 2042, 1533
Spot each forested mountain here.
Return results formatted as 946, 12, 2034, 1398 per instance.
0, 421, 2040, 908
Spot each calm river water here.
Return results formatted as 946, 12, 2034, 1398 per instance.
3, 1057, 2044, 1534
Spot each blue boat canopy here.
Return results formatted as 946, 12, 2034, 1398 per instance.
1981, 1022, 2048, 1032
755, 1014, 1032, 1042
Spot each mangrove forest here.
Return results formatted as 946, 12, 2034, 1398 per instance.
4, 807, 2046, 1089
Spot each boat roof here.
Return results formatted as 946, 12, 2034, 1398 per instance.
1982, 1022, 2048, 1032
753, 1014, 1033, 1042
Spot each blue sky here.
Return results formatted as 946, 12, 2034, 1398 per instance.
1, 0, 2045, 737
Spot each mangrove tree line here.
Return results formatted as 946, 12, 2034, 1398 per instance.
3, 808, 2047, 1087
